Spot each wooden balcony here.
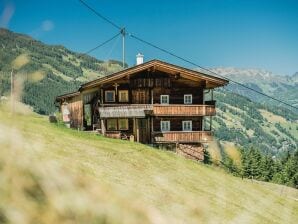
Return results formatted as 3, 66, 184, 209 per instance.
99, 104, 153, 118
99, 104, 215, 118
153, 105, 215, 116
153, 131, 213, 143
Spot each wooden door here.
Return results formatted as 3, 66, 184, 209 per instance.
138, 118, 148, 143
132, 89, 149, 104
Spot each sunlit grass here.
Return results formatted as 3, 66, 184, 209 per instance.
0, 103, 297, 224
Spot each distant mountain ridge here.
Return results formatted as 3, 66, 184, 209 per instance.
208, 67, 298, 107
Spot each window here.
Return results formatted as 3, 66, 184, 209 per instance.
182, 121, 192, 131
118, 90, 129, 102
107, 119, 117, 130
105, 90, 115, 102
118, 119, 129, 130
160, 121, 170, 132
184, 94, 192, 104
160, 95, 169, 104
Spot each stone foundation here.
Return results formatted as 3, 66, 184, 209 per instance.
176, 143, 204, 161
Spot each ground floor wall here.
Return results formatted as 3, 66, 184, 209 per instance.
101, 117, 151, 143
153, 117, 203, 132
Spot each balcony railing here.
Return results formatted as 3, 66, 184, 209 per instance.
99, 104, 153, 118
99, 104, 215, 118
153, 104, 215, 116
153, 131, 213, 143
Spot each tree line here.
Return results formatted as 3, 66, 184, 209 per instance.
213, 147, 298, 189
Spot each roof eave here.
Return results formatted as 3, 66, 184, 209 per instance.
79, 59, 229, 90
55, 91, 80, 102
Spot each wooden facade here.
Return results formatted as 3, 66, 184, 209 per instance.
56, 60, 228, 150
58, 92, 83, 128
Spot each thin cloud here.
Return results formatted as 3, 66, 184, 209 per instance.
41, 20, 54, 31
0, 2, 15, 28
30, 19, 55, 38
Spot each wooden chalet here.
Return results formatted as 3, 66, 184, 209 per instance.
55, 58, 228, 160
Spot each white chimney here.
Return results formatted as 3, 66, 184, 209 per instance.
136, 53, 144, 65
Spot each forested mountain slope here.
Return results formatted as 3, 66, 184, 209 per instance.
0, 28, 124, 114
212, 90, 297, 157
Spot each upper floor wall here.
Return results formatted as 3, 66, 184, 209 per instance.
97, 70, 206, 105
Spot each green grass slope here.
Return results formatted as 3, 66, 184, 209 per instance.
0, 103, 297, 224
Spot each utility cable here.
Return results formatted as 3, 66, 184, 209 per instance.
129, 33, 297, 110
78, 0, 298, 110
79, 0, 122, 30
79, 32, 121, 57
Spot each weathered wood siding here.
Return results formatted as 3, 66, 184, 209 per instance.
152, 87, 203, 104
100, 70, 205, 105
153, 117, 203, 132
63, 95, 83, 129
104, 118, 133, 131
153, 105, 215, 116
128, 70, 204, 104
153, 131, 212, 143
131, 89, 150, 104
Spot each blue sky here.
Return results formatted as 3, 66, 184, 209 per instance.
1, 0, 298, 75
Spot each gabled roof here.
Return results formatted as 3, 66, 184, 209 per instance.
55, 91, 80, 101
56, 59, 229, 101
79, 59, 228, 90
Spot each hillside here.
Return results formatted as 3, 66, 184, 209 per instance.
211, 90, 298, 158
0, 103, 297, 224
0, 28, 124, 114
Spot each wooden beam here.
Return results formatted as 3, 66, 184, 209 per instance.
136, 119, 140, 142
151, 89, 154, 104
150, 117, 153, 143
100, 88, 103, 104
101, 119, 106, 135
133, 118, 136, 141
147, 118, 150, 143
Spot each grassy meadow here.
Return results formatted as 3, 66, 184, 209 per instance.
0, 102, 297, 224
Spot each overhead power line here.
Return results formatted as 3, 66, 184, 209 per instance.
79, 32, 121, 57
79, 0, 122, 30
78, 0, 298, 110
78, 0, 126, 67
128, 34, 297, 110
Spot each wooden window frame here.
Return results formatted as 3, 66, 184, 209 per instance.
105, 90, 115, 102
118, 118, 129, 130
160, 120, 170, 132
118, 90, 129, 102
106, 119, 117, 131
184, 94, 193, 104
182, 120, 192, 131
160, 95, 169, 104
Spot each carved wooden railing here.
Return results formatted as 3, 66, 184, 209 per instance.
99, 104, 215, 117
153, 105, 215, 116
153, 131, 213, 143
99, 104, 153, 118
